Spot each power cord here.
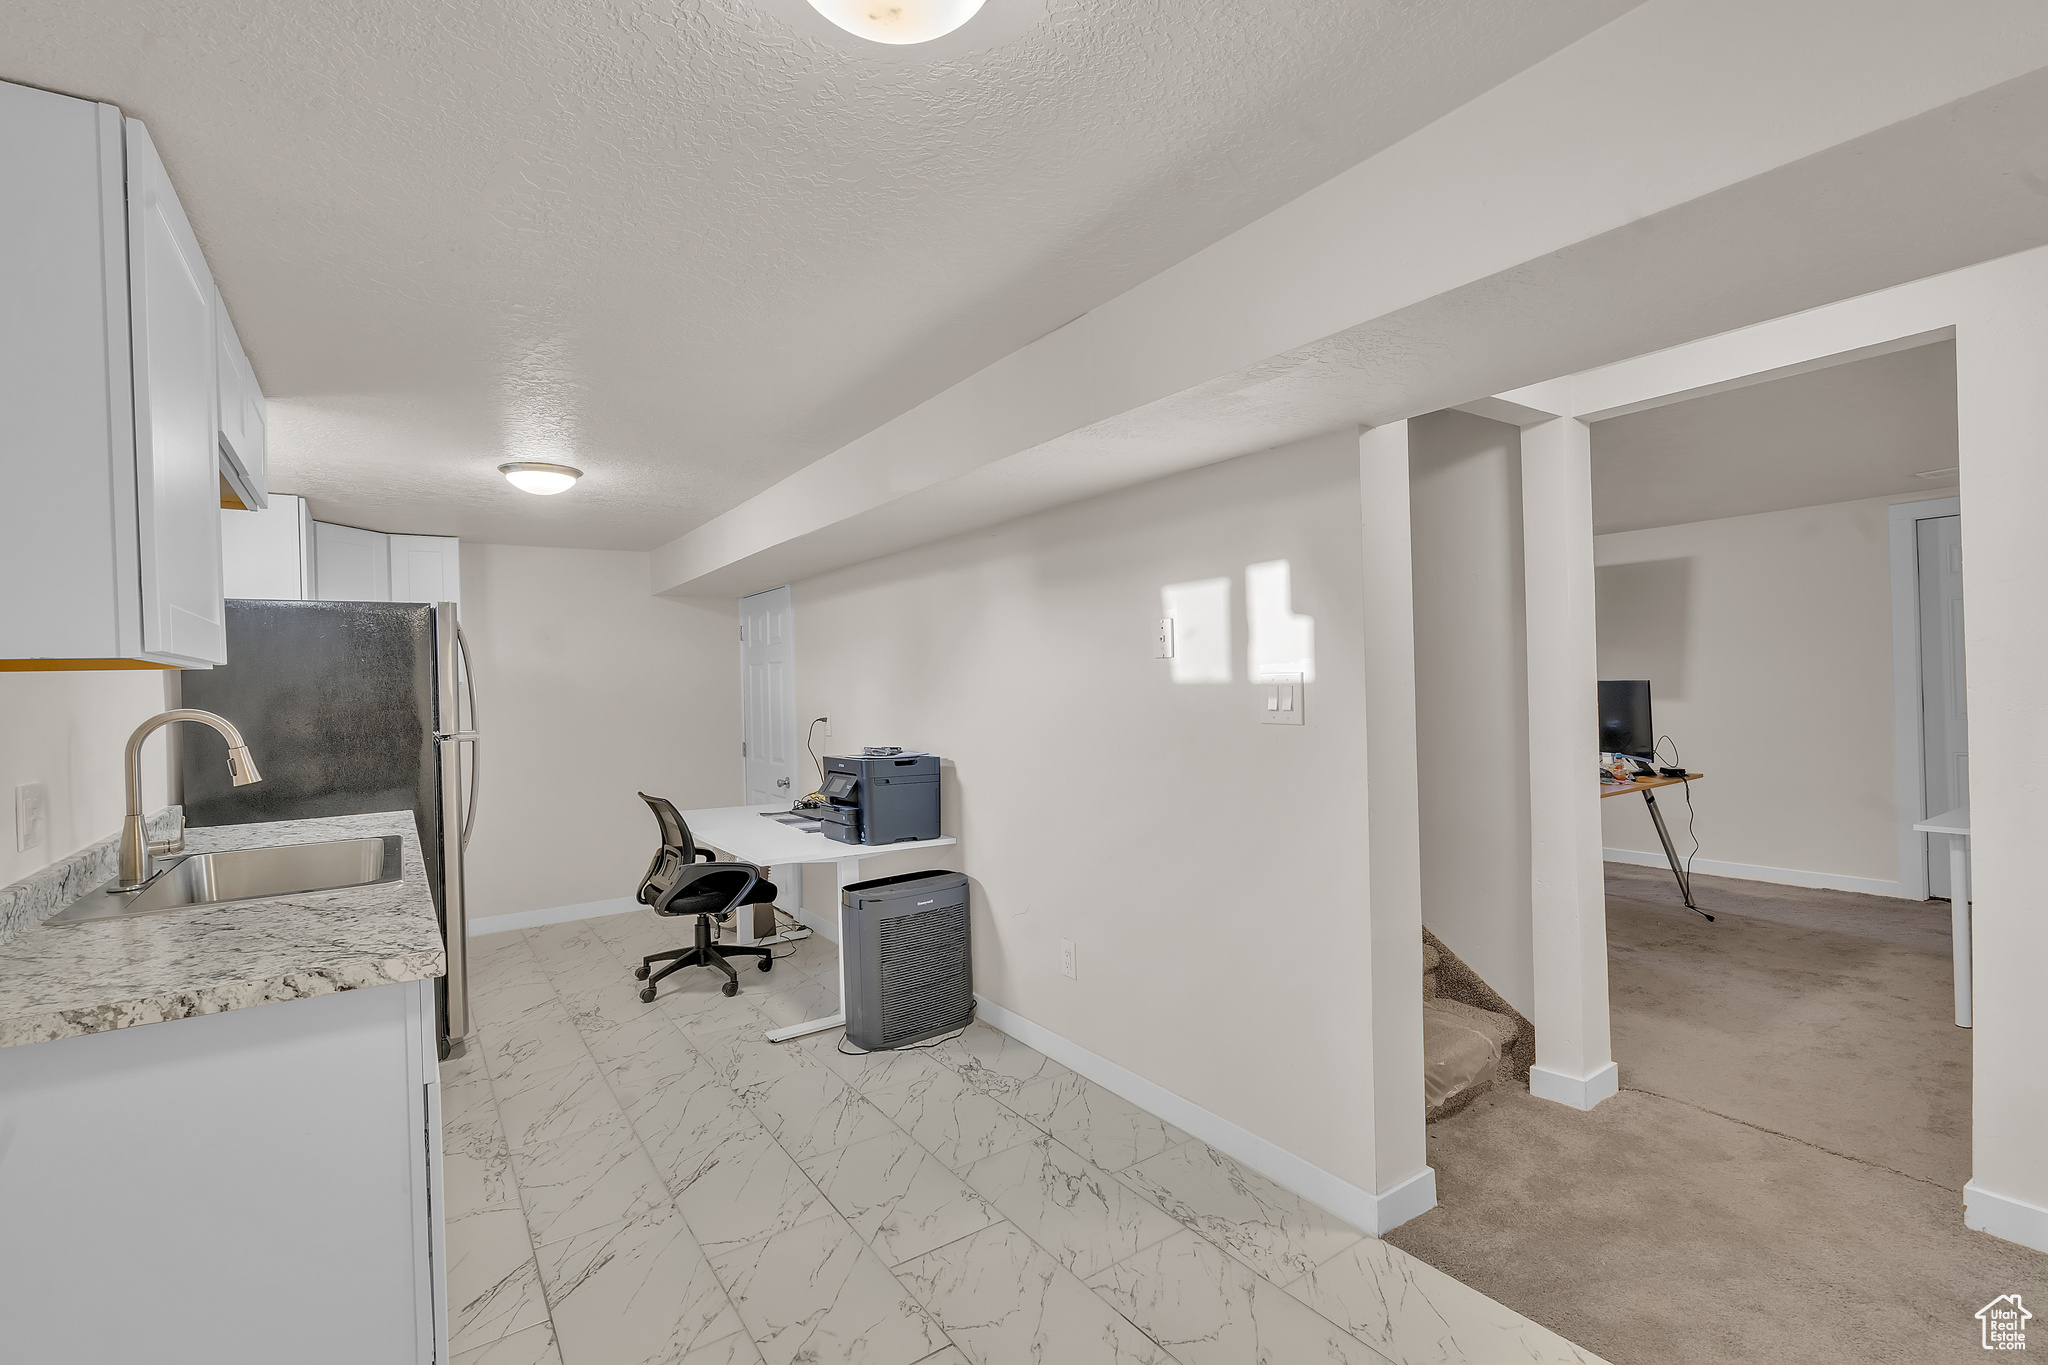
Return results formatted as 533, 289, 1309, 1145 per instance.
1655, 734, 1701, 883
836, 1011, 976, 1056
798, 718, 829, 805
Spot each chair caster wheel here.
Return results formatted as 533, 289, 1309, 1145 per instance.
721, 980, 739, 997
633, 965, 650, 980
760, 957, 773, 972
639, 987, 657, 1003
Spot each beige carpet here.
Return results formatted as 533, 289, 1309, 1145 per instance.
1385, 864, 2048, 1365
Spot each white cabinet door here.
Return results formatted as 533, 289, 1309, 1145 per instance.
214, 286, 267, 508
0, 84, 136, 662
220, 494, 308, 599
388, 534, 461, 609
126, 119, 225, 666
313, 520, 392, 601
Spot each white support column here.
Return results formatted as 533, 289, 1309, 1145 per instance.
1519, 415, 1618, 1110
1956, 286, 2048, 1253
1356, 422, 1434, 1227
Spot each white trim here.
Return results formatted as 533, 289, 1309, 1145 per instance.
1528, 1061, 1619, 1111
793, 906, 838, 943
1965, 1180, 2048, 1255
1890, 496, 1961, 904
972, 994, 1436, 1236
468, 896, 637, 936
1604, 847, 1908, 900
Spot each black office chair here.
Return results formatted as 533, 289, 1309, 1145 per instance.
631, 792, 777, 1002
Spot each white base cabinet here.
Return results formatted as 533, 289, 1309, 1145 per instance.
0, 982, 445, 1363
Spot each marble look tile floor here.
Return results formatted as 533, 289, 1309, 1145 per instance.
443, 909, 1602, 1365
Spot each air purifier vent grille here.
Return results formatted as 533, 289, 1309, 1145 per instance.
876, 905, 971, 1048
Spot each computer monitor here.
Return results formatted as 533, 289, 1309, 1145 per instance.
1599, 679, 1655, 759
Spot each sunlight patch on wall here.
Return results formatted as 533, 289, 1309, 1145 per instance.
1160, 577, 1232, 683
1246, 558, 1314, 682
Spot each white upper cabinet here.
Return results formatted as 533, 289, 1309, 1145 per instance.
312, 521, 393, 602
308, 522, 461, 609
0, 81, 239, 669
387, 535, 461, 608
215, 287, 268, 510
221, 494, 311, 600
127, 119, 226, 667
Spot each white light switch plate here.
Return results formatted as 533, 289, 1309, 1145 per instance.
1259, 674, 1304, 726
16, 781, 49, 852
1154, 618, 1175, 659
1060, 938, 1077, 980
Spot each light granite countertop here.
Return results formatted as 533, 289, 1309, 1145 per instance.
0, 810, 445, 1050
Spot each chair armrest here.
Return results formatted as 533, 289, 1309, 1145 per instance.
693, 848, 719, 861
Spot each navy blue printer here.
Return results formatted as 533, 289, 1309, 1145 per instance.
816, 751, 941, 845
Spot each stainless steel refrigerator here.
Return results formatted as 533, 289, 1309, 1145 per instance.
178, 599, 477, 1056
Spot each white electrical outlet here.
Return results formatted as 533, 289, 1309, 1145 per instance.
16, 782, 49, 853
1060, 938, 1077, 980
1154, 617, 1175, 659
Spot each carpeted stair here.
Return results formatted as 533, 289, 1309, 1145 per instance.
1422, 931, 1533, 1121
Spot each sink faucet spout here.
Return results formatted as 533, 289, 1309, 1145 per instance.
120, 709, 262, 890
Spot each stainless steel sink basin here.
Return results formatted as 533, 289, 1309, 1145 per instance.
47, 836, 403, 925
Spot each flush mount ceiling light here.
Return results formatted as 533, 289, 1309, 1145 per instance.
806, 0, 985, 44
498, 461, 582, 495
758, 0, 1043, 61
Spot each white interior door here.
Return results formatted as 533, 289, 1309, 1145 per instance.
740, 586, 797, 805
1918, 514, 1968, 897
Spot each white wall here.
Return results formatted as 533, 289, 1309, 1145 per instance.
0, 671, 168, 890
459, 544, 739, 922
1408, 411, 1534, 1015
1593, 491, 1946, 893
791, 432, 1386, 1197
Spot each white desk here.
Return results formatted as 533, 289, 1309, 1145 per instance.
1913, 804, 1971, 1028
676, 803, 957, 1042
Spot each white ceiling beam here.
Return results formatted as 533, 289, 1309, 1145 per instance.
654, 0, 2048, 596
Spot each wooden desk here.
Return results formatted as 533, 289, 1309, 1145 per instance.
1601, 772, 1709, 919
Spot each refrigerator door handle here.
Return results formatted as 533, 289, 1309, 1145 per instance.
434, 603, 471, 1048
456, 624, 479, 850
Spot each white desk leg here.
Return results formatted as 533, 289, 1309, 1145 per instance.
764, 855, 860, 1043
1950, 834, 1972, 1029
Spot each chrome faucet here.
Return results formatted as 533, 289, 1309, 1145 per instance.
119, 709, 263, 890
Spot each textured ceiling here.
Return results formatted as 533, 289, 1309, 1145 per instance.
4, 0, 1638, 547
1590, 341, 1959, 535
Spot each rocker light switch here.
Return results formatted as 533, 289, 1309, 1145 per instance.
1260, 675, 1304, 726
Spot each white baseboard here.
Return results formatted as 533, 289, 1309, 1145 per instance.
793, 907, 838, 943
1604, 847, 1908, 900
468, 896, 637, 937
972, 994, 1436, 1236
1965, 1180, 2048, 1254
1529, 1061, 1620, 1111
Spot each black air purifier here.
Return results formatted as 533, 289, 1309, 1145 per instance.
841, 870, 973, 1050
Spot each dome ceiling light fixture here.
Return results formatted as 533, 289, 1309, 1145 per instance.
805, 0, 986, 44
498, 461, 583, 495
